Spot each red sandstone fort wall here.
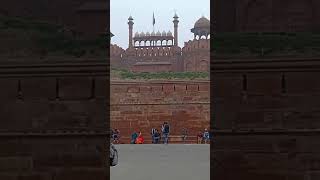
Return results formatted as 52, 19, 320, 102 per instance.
213, 0, 320, 32
118, 46, 183, 72
110, 44, 125, 69
0, 0, 108, 35
0, 61, 108, 179
182, 39, 210, 72
212, 57, 320, 179
110, 80, 210, 141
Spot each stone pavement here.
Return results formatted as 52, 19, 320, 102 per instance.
110, 144, 210, 180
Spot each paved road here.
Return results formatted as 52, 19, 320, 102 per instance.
110, 144, 210, 180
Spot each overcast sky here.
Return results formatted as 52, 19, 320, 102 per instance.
110, 0, 210, 49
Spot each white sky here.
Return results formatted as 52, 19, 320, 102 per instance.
110, 0, 210, 49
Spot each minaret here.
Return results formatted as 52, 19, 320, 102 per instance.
128, 16, 134, 48
173, 13, 179, 47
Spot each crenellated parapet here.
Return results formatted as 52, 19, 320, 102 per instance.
182, 39, 210, 53
110, 44, 125, 57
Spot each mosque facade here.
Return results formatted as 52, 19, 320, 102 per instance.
110, 13, 210, 72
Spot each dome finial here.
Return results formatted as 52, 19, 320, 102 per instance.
173, 9, 178, 18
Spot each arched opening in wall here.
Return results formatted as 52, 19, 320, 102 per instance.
157, 40, 161, 46
135, 41, 139, 47
146, 41, 150, 47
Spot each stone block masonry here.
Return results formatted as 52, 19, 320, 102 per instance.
111, 80, 210, 141
0, 61, 108, 179
212, 57, 320, 179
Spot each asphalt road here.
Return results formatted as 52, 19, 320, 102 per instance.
110, 144, 210, 180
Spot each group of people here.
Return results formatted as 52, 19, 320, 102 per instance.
130, 131, 145, 144
150, 121, 171, 144
130, 122, 171, 144
112, 123, 211, 144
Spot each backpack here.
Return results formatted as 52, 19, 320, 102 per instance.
163, 124, 170, 133
154, 132, 159, 137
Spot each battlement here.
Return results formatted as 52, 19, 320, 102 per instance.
111, 80, 210, 105
110, 44, 125, 57
182, 39, 210, 53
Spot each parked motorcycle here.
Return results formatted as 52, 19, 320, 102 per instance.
110, 143, 118, 166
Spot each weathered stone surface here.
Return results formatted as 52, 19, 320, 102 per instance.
212, 57, 320, 179
111, 80, 210, 141
213, 0, 320, 32
0, 62, 108, 179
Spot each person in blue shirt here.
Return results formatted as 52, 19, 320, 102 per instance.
161, 122, 170, 144
203, 128, 210, 144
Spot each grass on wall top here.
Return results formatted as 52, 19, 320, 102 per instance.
111, 68, 209, 80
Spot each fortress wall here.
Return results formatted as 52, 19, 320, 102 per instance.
0, 61, 108, 179
182, 39, 210, 53
182, 39, 210, 72
0, 0, 108, 35
212, 57, 320, 179
110, 80, 210, 138
213, 0, 320, 32
131, 46, 181, 58
110, 44, 125, 69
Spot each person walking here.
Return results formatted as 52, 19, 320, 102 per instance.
161, 122, 170, 144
